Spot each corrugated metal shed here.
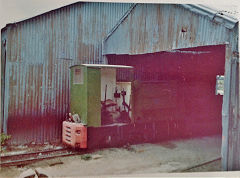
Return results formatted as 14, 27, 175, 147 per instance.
1, 2, 239, 171
103, 4, 238, 55
103, 4, 239, 171
1, 2, 133, 144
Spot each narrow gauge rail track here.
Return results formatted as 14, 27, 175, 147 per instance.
181, 157, 221, 172
0, 148, 81, 167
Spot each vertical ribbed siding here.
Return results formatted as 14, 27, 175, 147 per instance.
103, 4, 236, 55
103, 4, 239, 170
1, 29, 7, 132
224, 53, 240, 170
2, 2, 132, 144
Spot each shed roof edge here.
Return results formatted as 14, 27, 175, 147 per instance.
180, 4, 238, 29
103, 3, 239, 46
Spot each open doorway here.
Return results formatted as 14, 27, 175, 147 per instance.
107, 45, 225, 140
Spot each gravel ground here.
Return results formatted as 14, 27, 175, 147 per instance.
0, 135, 222, 177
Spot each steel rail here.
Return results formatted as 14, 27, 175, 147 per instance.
0, 148, 80, 167
180, 157, 222, 172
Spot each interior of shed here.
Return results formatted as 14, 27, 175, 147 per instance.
107, 44, 225, 139
100, 67, 134, 125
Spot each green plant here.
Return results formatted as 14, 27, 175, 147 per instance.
1, 133, 11, 145
81, 154, 92, 160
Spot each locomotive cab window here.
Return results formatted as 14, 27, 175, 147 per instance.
73, 67, 84, 84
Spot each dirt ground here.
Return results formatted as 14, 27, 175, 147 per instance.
0, 135, 222, 177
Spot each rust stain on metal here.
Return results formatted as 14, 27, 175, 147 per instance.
175, 24, 180, 47
156, 5, 163, 52
167, 14, 175, 49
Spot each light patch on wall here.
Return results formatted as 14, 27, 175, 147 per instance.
216, 75, 224, 95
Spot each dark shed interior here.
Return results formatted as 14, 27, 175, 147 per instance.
107, 45, 225, 138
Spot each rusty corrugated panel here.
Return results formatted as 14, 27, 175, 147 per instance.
2, 2, 132, 144
103, 4, 238, 55
223, 54, 240, 170
104, 3, 239, 171
180, 4, 238, 29
103, 3, 240, 170
230, 59, 239, 170
1, 28, 7, 132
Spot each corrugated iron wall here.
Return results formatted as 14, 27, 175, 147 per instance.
1, 28, 7, 131
103, 4, 237, 55
224, 53, 240, 170
108, 45, 225, 134
2, 2, 132, 144
103, 3, 239, 170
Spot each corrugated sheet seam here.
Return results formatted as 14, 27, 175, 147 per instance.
103, 3, 137, 43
